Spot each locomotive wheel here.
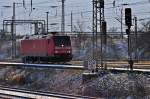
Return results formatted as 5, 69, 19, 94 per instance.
22, 57, 27, 63
22, 57, 25, 63
37, 57, 41, 64
22, 57, 31, 63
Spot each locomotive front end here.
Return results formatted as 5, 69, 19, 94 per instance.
53, 36, 72, 62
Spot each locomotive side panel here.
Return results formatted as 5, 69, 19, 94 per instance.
47, 38, 55, 56
21, 39, 49, 56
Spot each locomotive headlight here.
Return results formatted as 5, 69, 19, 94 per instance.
67, 51, 71, 53
55, 50, 58, 53
61, 44, 64, 47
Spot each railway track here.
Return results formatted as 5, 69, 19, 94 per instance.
0, 85, 97, 99
1, 59, 150, 69
0, 62, 85, 70
0, 61, 150, 71
71, 60, 150, 69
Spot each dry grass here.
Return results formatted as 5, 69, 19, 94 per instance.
0, 67, 150, 98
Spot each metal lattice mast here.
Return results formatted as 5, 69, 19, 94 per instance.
93, 0, 105, 69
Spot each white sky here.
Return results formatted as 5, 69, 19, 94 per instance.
0, 0, 150, 34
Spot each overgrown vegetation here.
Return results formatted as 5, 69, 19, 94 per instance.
0, 67, 150, 98
137, 21, 150, 59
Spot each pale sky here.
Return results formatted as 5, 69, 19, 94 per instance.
0, 0, 150, 34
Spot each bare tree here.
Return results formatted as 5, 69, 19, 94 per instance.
137, 20, 150, 59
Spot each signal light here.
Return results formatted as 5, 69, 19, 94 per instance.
125, 8, 132, 26
102, 21, 107, 33
126, 29, 130, 35
100, 0, 104, 8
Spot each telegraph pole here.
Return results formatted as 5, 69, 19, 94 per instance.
11, 2, 16, 59
71, 11, 73, 32
134, 17, 138, 62
121, 8, 123, 39
46, 11, 49, 34
11, 2, 25, 58
61, 0, 65, 34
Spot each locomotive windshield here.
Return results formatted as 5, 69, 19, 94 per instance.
53, 36, 71, 47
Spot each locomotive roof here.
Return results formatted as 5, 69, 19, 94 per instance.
22, 34, 70, 40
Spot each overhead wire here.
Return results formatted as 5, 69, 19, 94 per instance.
11, 0, 150, 17
1, 0, 150, 31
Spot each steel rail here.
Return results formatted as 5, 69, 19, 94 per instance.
0, 62, 85, 70
0, 92, 30, 99
0, 61, 150, 73
0, 61, 150, 70
0, 85, 97, 99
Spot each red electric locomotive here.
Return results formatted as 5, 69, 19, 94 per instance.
20, 34, 72, 63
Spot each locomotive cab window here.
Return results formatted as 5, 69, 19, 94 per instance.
53, 36, 71, 47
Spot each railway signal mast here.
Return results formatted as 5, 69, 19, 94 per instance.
125, 8, 133, 70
